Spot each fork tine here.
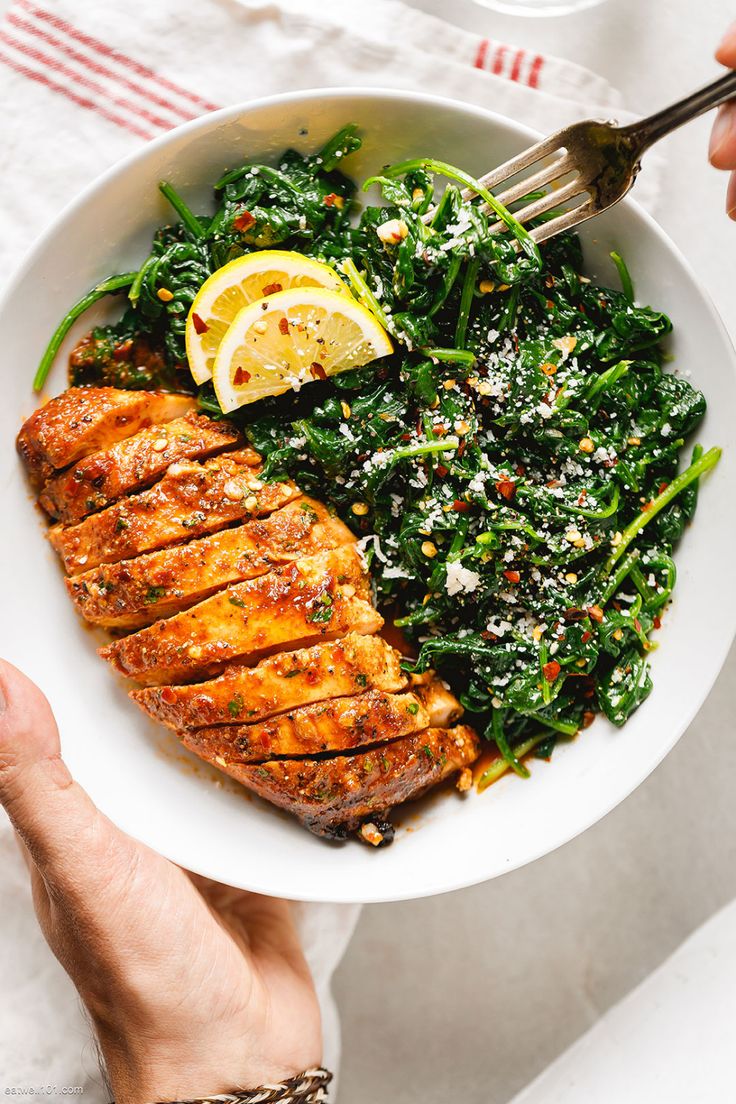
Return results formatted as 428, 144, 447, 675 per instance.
487, 176, 586, 234
530, 197, 597, 244
492, 153, 574, 209
461, 132, 568, 199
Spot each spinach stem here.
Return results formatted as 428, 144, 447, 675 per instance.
603, 446, 721, 575
490, 706, 530, 779
424, 347, 477, 366
610, 250, 635, 303
455, 258, 479, 349
33, 272, 137, 392
340, 258, 391, 330
477, 733, 547, 792
158, 181, 206, 239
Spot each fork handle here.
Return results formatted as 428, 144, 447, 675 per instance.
621, 69, 736, 152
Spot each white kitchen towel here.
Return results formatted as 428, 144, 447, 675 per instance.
511, 894, 736, 1104
0, 0, 653, 1098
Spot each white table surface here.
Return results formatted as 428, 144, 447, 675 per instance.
333, 1, 736, 1100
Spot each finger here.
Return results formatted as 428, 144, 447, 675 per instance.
709, 103, 736, 169
728, 171, 736, 219
0, 659, 137, 897
716, 21, 736, 68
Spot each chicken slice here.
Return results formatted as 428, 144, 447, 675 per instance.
131, 633, 406, 728
181, 690, 428, 763
17, 387, 195, 486
40, 412, 242, 523
199, 725, 481, 839
49, 450, 294, 573
100, 545, 381, 685
410, 671, 464, 727
65, 497, 353, 629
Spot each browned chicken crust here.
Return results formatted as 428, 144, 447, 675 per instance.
66, 497, 353, 629
17, 388, 195, 486
205, 725, 481, 838
100, 545, 382, 685
49, 450, 296, 573
39, 413, 242, 523
131, 633, 406, 729
181, 690, 429, 762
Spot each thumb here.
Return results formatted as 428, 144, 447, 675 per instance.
0, 659, 135, 891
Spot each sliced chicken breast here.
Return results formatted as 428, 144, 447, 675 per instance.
40, 412, 242, 523
65, 497, 353, 629
204, 725, 481, 838
100, 545, 381, 685
49, 450, 297, 573
131, 633, 406, 728
17, 387, 195, 486
181, 690, 428, 763
410, 671, 464, 727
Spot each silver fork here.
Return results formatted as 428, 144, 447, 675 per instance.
466, 70, 736, 245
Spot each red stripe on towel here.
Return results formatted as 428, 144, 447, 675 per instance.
16, 0, 220, 113
0, 47, 154, 139
0, 29, 177, 132
6, 9, 199, 123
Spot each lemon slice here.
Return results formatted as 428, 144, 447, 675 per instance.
185, 250, 350, 385
212, 287, 393, 413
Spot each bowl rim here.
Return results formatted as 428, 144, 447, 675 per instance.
4, 85, 736, 902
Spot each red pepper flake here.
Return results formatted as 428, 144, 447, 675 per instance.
191, 313, 209, 335
457, 439, 467, 459
544, 274, 555, 289
160, 686, 176, 704
481, 630, 498, 641
495, 478, 516, 501
433, 424, 447, 437
503, 569, 520, 583
400, 433, 412, 442
653, 615, 662, 629
515, 464, 526, 477
545, 299, 555, 310
582, 710, 596, 728
323, 192, 344, 208
278, 317, 290, 336
640, 500, 654, 513
563, 607, 588, 623
234, 367, 251, 385
540, 362, 557, 376
262, 282, 283, 297
435, 464, 449, 478
233, 209, 256, 233
577, 490, 588, 505
310, 362, 327, 380
658, 481, 669, 494
634, 618, 643, 634
452, 499, 471, 512
587, 604, 604, 623
581, 630, 592, 643
542, 660, 561, 683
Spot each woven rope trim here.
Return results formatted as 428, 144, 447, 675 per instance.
143, 1067, 333, 1104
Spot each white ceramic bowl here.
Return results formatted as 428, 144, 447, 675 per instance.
1, 89, 734, 903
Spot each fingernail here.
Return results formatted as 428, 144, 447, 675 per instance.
709, 104, 736, 163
